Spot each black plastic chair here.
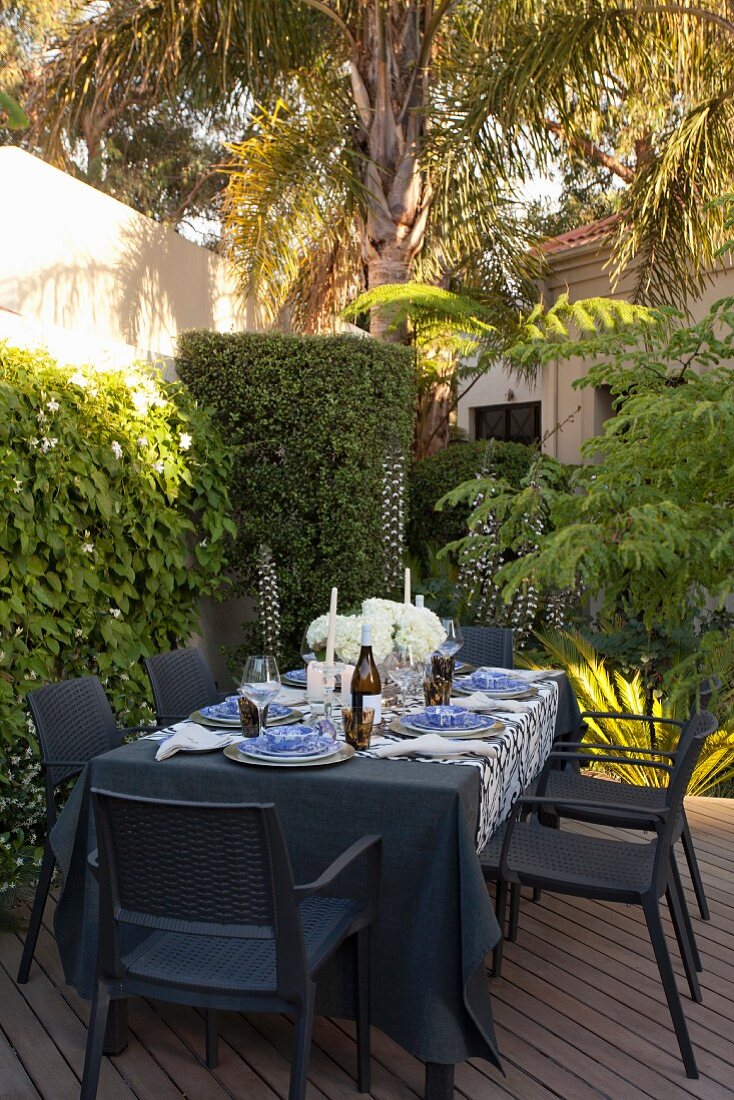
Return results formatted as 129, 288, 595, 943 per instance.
143, 646, 223, 723
81, 790, 382, 1100
479, 709, 718, 1080
17, 676, 148, 984
537, 710, 711, 924
457, 626, 513, 669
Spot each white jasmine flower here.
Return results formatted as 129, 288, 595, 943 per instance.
179, 433, 192, 451
82, 542, 94, 554
37, 409, 47, 423
153, 460, 164, 474
46, 399, 60, 412
12, 478, 22, 492
74, 628, 84, 639
131, 390, 153, 414
137, 435, 148, 447
29, 437, 39, 448
40, 436, 52, 453
109, 608, 122, 619
153, 396, 167, 408
69, 371, 88, 388
111, 441, 123, 459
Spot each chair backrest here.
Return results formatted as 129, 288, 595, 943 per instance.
27, 676, 119, 791
91, 789, 307, 999
144, 647, 219, 722
653, 709, 719, 894
458, 626, 514, 669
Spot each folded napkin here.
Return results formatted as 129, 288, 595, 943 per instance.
373, 733, 497, 759
154, 722, 238, 761
459, 692, 530, 714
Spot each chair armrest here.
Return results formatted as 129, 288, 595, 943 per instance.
295, 836, 382, 919
546, 749, 674, 773
519, 794, 670, 824
552, 741, 678, 759
580, 711, 684, 728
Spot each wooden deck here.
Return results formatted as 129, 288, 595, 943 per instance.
0, 796, 732, 1100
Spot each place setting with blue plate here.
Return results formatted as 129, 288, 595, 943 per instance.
389, 704, 505, 740
191, 696, 304, 728
224, 722, 354, 768
452, 667, 539, 700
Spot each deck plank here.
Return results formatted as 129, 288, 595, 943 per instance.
0, 794, 731, 1100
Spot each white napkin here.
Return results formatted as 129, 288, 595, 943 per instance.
474, 666, 548, 682
154, 722, 239, 761
373, 734, 497, 759
459, 692, 530, 714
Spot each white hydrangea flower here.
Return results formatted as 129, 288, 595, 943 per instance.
393, 604, 447, 661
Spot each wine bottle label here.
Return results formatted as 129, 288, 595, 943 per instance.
361, 691, 382, 724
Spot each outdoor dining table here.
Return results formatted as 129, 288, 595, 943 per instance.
49, 672, 579, 1099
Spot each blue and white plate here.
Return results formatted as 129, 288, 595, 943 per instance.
200, 697, 292, 724
453, 670, 532, 698
283, 668, 308, 685
400, 706, 498, 733
237, 724, 338, 761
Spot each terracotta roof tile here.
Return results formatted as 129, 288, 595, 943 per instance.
539, 213, 620, 255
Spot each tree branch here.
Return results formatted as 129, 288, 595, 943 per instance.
633, 4, 734, 36
545, 118, 636, 184
299, 0, 357, 51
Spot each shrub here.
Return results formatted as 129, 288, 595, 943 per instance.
176, 331, 416, 664
407, 439, 533, 562
0, 342, 234, 902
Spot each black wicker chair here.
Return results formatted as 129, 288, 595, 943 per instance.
81, 791, 381, 1100
537, 710, 711, 924
17, 676, 147, 984
457, 626, 513, 669
479, 709, 718, 1080
143, 646, 223, 723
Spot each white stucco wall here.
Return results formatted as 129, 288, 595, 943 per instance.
457, 235, 734, 463
0, 147, 253, 367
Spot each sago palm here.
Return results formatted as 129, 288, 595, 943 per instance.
526, 628, 734, 796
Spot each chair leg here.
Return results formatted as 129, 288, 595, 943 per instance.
492, 879, 508, 978
289, 983, 316, 1100
666, 883, 702, 1003
354, 928, 371, 1093
532, 887, 542, 903
508, 882, 521, 942
80, 980, 111, 1100
681, 816, 709, 921
17, 842, 55, 984
642, 898, 698, 1079
205, 1009, 219, 1069
670, 851, 702, 973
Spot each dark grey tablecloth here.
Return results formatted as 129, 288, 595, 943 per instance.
52, 741, 503, 1069
49, 671, 579, 1070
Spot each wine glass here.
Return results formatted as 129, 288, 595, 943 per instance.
300, 628, 317, 666
239, 655, 281, 735
388, 645, 423, 711
437, 619, 464, 658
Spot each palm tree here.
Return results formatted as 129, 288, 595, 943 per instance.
30, 2, 734, 322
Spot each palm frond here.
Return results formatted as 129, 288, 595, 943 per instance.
525, 628, 734, 793
223, 87, 360, 324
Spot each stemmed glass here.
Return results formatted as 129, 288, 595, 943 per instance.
300, 628, 318, 666
438, 619, 464, 659
388, 645, 423, 712
239, 655, 281, 736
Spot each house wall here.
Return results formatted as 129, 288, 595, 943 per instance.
457, 237, 734, 464
0, 147, 253, 367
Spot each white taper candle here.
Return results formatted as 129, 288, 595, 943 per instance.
325, 586, 338, 666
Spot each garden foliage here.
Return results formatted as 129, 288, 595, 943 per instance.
528, 630, 734, 796
176, 331, 416, 663
407, 440, 532, 563
0, 343, 234, 900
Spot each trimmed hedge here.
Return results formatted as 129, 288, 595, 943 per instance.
0, 342, 234, 900
407, 439, 534, 561
177, 331, 416, 663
